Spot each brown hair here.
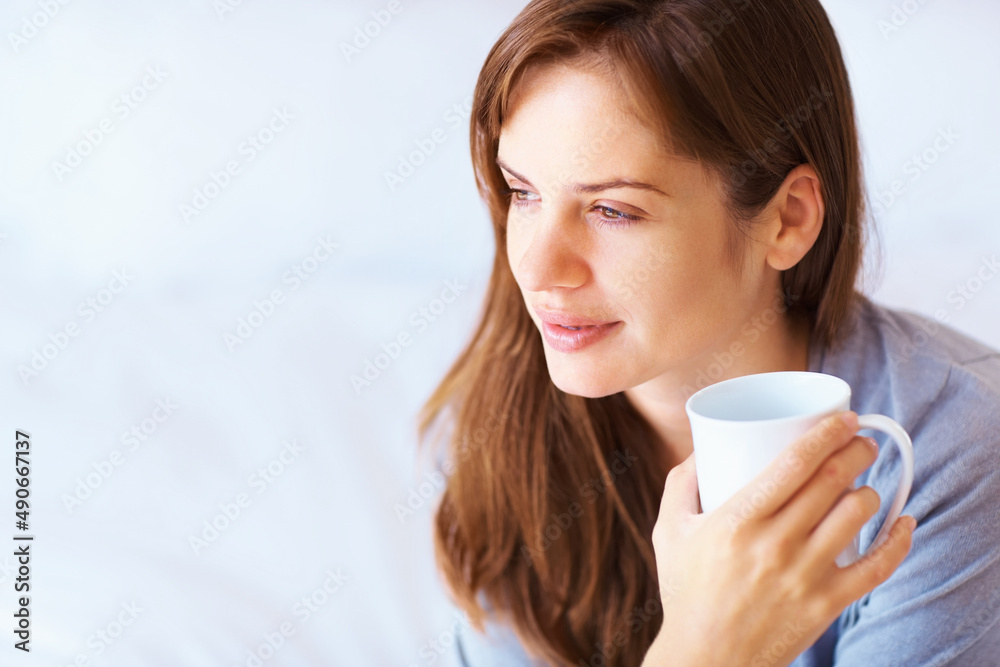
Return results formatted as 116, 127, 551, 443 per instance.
418, 1, 867, 665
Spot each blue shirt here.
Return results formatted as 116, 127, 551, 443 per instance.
451, 294, 1000, 666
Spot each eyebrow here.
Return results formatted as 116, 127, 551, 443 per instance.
495, 156, 670, 197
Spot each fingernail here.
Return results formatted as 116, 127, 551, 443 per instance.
866, 436, 879, 452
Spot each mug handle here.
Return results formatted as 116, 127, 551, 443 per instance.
854, 414, 915, 555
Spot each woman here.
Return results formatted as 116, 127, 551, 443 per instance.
417, 1, 1000, 665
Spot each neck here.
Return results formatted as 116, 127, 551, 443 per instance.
624, 307, 813, 470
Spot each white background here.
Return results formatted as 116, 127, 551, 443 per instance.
0, 0, 997, 665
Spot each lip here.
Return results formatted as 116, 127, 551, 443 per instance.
533, 306, 622, 353
533, 306, 618, 328
540, 320, 622, 353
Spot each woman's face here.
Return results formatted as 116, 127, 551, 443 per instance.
498, 62, 777, 398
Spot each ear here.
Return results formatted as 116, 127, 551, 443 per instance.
761, 164, 825, 272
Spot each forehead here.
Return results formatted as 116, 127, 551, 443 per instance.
500, 61, 653, 155
497, 61, 709, 195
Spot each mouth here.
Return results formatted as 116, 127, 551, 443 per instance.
532, 305, 618, 329
554, 324, 601, 331
540, 313, 624, 354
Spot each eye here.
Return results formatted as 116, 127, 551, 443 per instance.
590, 205, 640, 229
503, 187, 539, 206
501, 187, 641, 229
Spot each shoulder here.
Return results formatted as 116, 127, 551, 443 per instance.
863, 295, 997, 367
821, 298, 1000, 663
821, 293, 1000, 433
819, 294, 1000, 520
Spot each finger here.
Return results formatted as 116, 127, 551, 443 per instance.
659, 451, 700, 517
824, 515, 915, 612
801, 485, 880, 569
774, 435, 878, 539
720, 411, 859, 523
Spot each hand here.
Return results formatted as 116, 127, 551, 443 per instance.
642, 411, 916, 667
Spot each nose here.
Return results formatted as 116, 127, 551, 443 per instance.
511, 202, 591, 293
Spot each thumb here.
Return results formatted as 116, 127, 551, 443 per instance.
659, 451, 700, 518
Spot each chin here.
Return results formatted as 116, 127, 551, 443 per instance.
545, 357, 626, 399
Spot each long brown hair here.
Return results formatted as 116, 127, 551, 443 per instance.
418, 1, 867, 664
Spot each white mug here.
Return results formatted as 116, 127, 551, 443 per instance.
685, 371, 915, 566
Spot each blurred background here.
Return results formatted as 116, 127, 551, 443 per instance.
0, 0, 997, 664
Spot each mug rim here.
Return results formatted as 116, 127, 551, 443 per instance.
685, 370, 851, 424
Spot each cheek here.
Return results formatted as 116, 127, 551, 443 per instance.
604, 236, 709, 302
505, 214, 537, 283
505, 235, 522, 285
607, 232, 736, 333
